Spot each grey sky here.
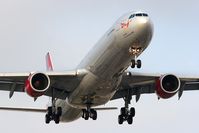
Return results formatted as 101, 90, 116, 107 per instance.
0, 0, 198, 133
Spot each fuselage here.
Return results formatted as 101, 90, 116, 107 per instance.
56, 11, 153, 122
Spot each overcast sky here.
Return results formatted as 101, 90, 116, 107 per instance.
0, 0, 199, 133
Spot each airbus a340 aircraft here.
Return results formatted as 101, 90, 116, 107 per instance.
0, 11, 199, 125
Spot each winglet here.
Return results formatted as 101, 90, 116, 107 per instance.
46, 52, 54, 71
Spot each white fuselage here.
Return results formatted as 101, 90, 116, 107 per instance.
56, 11, 153, 122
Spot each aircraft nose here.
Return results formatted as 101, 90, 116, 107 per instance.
139, 17, 150, 24
129, 17, 153, 48
133, 17, 153, 42
137, 17, 153, 34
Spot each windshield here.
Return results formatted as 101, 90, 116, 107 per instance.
129, 13, 148, 19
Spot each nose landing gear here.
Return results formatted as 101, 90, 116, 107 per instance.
131, 59, 141, 68
129, 47, 142, 69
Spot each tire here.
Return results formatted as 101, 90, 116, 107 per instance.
57, 107, 62, 116
45, 114, 50, 124
92, 110, 97, 120
54, 114, 60, 124
47, 107, 52, 116
82, 109, 85, 118
127, 115, 133, 124
120, 107, 126, 116
137, 59, 141, 68
131, 59, 135, 68
118, 115, 123, 125
84, 111, 89, 120
130, 107, 135, 117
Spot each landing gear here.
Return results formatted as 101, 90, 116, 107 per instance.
118, 88, 135, 125
45, 106, 62, 124
129, 47, 142, 69
45, 88, 62, 124
82, 106, 97, 120
131, 59, 141, 68
118, 107, 135, 125
81, 96, 98, 121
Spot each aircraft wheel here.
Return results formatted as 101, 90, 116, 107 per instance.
130, 107, 135, 117
91, 109, 97, 120
120, 107, 126, 116
82, 109, 86, 118
54, 114, 60, 124
45, 114, 51, 124
137, 59, 141, 68
47, 107, 52, 116
131, 59, 135, 68
84, 111, 89, 120
127, 115, 133, 124
118, 115, 124, 125
57, 107, 62, 116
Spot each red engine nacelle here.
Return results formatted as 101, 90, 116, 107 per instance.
156, 74, 181, 99
25, 72, 50, 98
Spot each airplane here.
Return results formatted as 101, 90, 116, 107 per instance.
0, 11, 199, 125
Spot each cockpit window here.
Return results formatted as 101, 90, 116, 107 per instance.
143, 13, 148, 17
129, 14, 135, 19
136, 13, 142, 16
129, 13, 148, 19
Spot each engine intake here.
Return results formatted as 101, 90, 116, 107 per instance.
25, 72, 50, 98
156, 74, 180, 99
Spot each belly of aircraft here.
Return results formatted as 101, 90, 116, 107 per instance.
67, 71, 120, 108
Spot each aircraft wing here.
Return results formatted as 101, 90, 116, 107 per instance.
0, 70, 86, 99
111, 71, 199, 101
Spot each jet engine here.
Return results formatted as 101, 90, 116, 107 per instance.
156, 74, 180, 99
25, 72, 50, 98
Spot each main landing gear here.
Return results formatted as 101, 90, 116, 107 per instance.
45, 106, 62, 124
45, 88, 62, 124
82, 104, 97, 120
118, 89, 135, 125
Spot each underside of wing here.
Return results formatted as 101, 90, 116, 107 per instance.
112, 71, 199, 101
0, 69, 87, 100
